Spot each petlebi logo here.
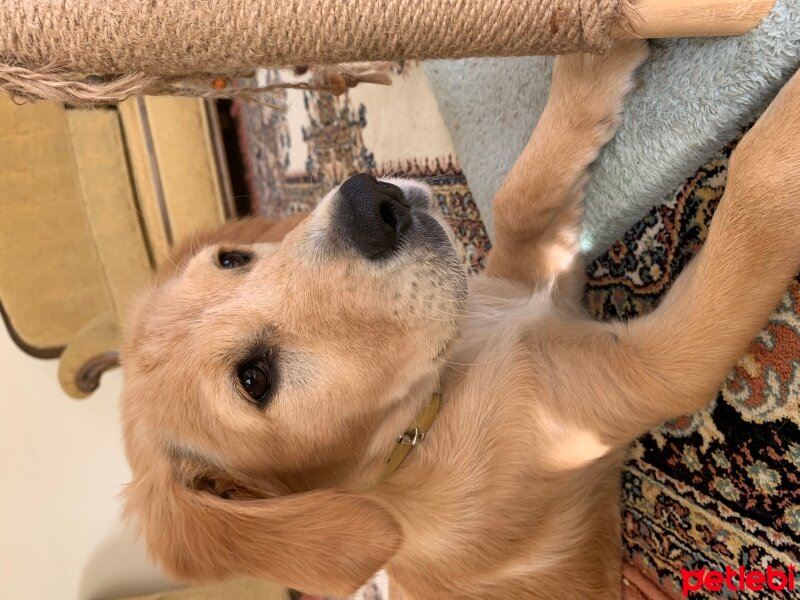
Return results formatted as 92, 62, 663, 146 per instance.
681, 565, 796, 596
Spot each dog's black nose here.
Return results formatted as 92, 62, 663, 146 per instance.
337, 173, 411, 258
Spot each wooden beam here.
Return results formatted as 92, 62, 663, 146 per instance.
615, 0, 776, 39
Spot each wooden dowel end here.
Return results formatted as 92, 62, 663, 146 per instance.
614, 0, 777, 39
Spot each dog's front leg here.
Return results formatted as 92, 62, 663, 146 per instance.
545, 68, 800, 446
486, 41, 647, 303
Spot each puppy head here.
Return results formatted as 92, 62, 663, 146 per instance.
120, 176, 467, 594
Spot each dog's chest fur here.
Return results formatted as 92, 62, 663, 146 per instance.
378, 278, 627, 599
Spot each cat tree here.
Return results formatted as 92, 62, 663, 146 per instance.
0, 0, 777, 103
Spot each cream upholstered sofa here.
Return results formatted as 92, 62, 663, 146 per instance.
0, 96, 234, 398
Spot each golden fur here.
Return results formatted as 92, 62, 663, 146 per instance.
120, 41, 800, 599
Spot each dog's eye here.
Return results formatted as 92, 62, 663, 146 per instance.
218, 251, 252, 269
237, 361, 272, 405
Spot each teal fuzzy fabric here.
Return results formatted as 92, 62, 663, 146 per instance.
424, 0, 800, 256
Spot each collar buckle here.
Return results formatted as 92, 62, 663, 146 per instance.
397, 427, 425, 446
379, 392, 442, 483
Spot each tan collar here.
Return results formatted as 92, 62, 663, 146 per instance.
379, 392, 441, 482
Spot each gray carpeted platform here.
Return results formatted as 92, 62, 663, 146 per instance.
424, 0, 800, 256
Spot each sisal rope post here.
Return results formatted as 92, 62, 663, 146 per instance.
0, 0, 630, 103
0, 0, 776, 105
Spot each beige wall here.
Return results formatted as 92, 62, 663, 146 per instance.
0, 326, 178, 600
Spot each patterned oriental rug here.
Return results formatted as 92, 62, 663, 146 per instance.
234, 64, 799, 599
586, 132, 800, 600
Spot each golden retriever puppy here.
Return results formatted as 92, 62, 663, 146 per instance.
120, 41, 800, 599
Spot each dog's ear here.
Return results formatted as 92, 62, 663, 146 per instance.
124, 462, 402, 596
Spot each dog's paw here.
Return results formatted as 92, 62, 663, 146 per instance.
551, 40, 649, 146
